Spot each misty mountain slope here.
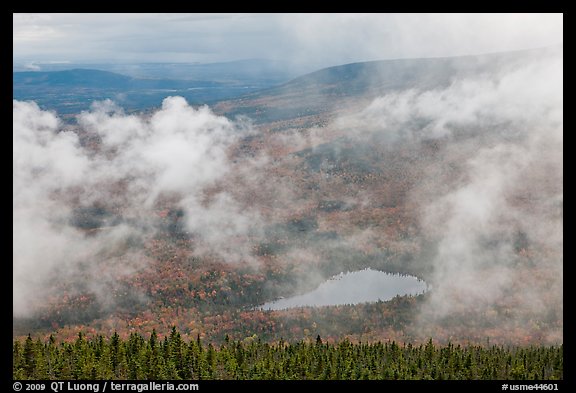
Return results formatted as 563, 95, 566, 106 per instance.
214, 47, 557, 125
13, 48, 562, 347
213, 47, 562, 343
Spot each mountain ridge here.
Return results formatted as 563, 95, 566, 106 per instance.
13, 68, 221, 89
215, 46, 561, 124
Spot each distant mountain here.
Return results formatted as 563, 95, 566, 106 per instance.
14, 69, 132, 88
13, 59, 302, 85
264, 47, 558, 96
13, 69, 220, 90
13, 48, 559, 118
13, 68, 263, 115
215, 47, 560, 124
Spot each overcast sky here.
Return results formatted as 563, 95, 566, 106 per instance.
13, 13, 563, 70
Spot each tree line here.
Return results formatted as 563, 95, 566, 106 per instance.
13, 328, 562, 380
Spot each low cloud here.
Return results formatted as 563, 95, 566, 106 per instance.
13, 97, 264, 317
331, 49, 562, 341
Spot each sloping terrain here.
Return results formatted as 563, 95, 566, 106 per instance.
13, 48, 562, 347
214, 47, 554, 125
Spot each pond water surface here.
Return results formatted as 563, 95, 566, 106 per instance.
259, 268, 428, 310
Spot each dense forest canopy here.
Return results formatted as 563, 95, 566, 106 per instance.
13, 329, 563, 380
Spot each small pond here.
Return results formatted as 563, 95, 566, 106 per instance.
258, 268, 428, 310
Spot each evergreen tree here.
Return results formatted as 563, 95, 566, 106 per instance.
13, 331, 564, 380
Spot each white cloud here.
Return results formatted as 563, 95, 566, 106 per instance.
331, 48, 562, 339
13, 96, 264, 317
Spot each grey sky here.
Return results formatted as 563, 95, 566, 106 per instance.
14, 13, 563, 69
